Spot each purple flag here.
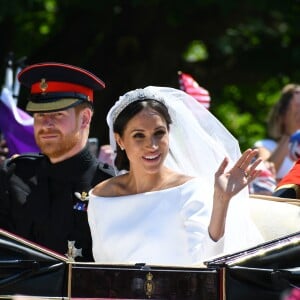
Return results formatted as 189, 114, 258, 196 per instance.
0, 87, 40, 156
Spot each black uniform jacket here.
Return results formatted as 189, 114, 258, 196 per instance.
0, 146, 113, 261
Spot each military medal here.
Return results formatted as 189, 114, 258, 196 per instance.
73, 191, 89, 211
65, 240, 83, 261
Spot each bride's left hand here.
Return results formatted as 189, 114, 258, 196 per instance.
214, 148, 262, 203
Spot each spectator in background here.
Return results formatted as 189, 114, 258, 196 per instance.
273, 129, 300, 198
88, 138, 114, 166
254, 84, 300, 183
98, 144, 114, 166
248, 157, 276, 195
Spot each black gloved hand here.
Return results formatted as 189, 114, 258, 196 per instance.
2, 160, 31, 205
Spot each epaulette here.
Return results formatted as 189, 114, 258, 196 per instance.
0, 153, 44, 181
97, 161, 116, 177
6, 153, 44, 167
2, 153, 45, 179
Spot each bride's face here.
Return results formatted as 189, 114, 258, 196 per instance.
115, 107, 169, 174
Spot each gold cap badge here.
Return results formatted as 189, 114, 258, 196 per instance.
39, 78, 48, 92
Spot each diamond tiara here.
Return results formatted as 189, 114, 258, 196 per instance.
108, 87, 166, 126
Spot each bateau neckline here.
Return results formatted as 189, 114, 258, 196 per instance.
90, 177, 199, 198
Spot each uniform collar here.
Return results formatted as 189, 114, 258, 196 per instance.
46, 145, 97, 180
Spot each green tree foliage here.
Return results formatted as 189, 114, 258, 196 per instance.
0, 0, 300, 150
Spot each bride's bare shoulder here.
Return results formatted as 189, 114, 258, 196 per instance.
169, 172, 194, 186
161, 170, 195, 189
91, 175, 127, 197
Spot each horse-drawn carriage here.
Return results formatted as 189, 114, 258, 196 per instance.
1, 195, 300, 300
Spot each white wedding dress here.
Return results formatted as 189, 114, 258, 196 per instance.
88, 178, 224, 266
88, 86, 264, 266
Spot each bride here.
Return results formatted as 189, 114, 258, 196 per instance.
88, 86, 263, 265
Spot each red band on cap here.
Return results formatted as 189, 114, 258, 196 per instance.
31, 81, 93, 101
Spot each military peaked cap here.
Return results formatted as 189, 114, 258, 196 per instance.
18, 62, 105, 112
